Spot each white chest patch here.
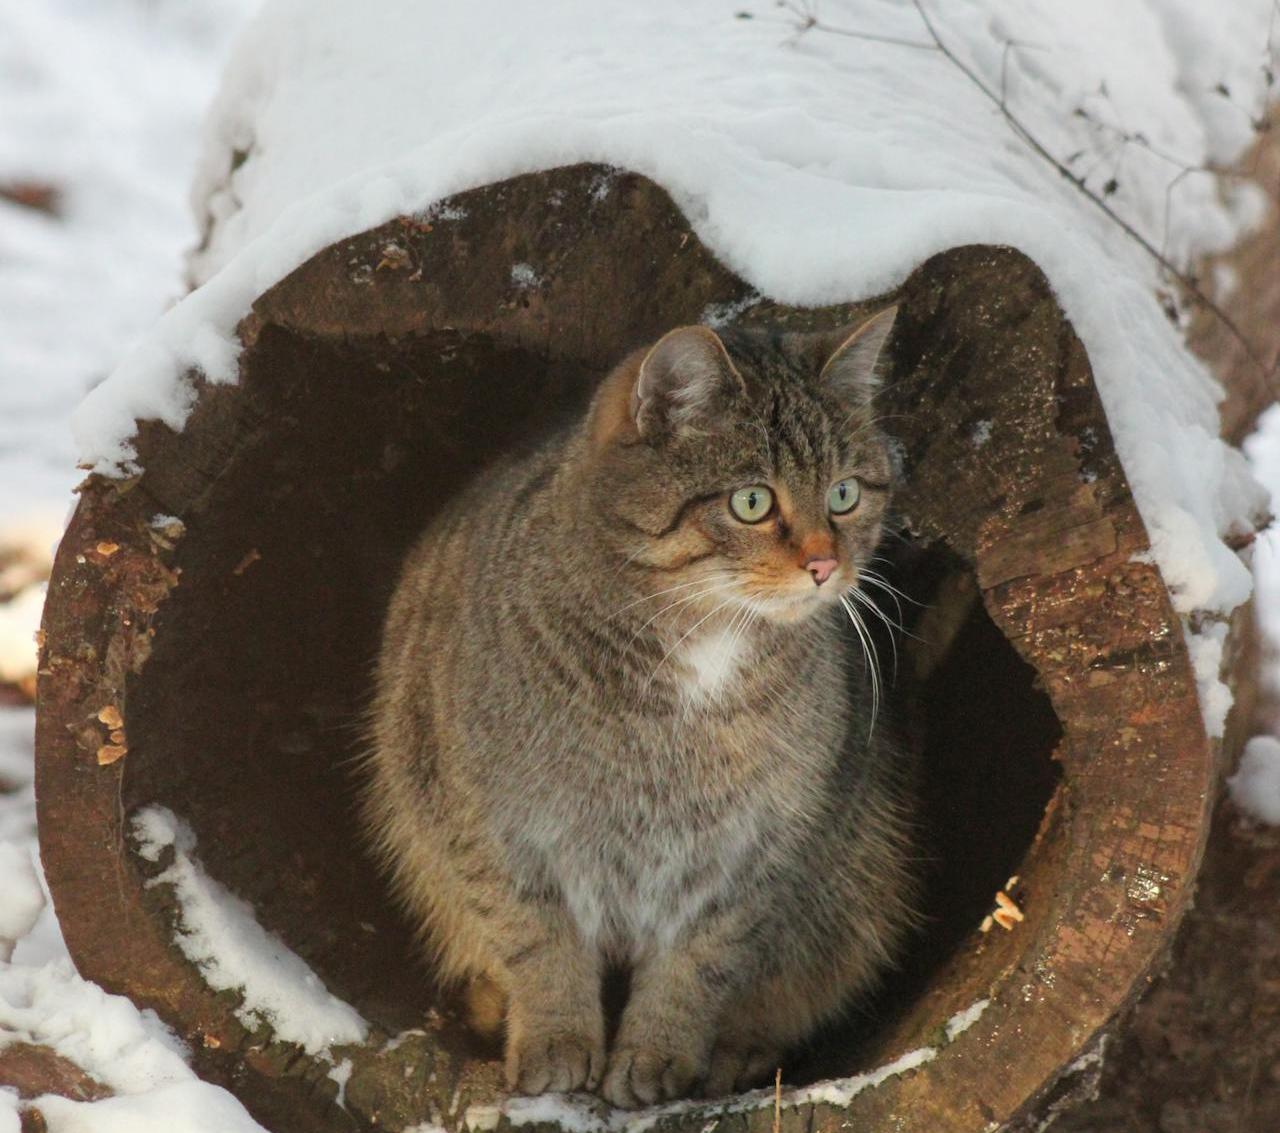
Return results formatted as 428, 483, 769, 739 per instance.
682, 626, 747, 701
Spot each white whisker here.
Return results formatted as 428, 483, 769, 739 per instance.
607, 574, 730, 621
860, 563, 917, 608
643, 596, 739, 698
848, 585, 899, 681
727, 602, 759, 661
856, 571, 927, 645
838, 593, 881, 737
620, 582, 737, 671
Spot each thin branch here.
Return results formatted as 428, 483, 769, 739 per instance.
780, 0, 1278, 391
1070, 94, 1250, 267
906, 0, 1275, 388
1077, 90, 1241, 178
777, 1, 937, 51
999, 37, 1049, 110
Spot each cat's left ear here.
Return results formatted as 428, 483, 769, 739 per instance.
818, 306, 898, 409
632, 326, 746, 440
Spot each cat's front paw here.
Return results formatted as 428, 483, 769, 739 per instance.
506, 1029, 604, 1095
600, 1045, 704, 1108
702, 1043, 783, 1098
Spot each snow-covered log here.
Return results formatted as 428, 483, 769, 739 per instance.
34, 162, 1260, 1133
34, 3, 1277, 1130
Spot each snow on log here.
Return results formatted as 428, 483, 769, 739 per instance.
35, 163, 1261, 1133
34, 3, 1277, 1131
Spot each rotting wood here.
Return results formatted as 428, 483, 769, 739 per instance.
34, 164, 1256, 1133
0, 1042, 112, 1103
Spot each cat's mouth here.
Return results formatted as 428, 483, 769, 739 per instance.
740, 573, 850, 622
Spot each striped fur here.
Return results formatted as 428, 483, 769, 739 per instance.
362, 310, 918, 1106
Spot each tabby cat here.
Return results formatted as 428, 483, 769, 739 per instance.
364, 308, 917, 1107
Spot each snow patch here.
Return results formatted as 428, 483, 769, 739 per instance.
944, 996, 990, 1041
1245, 405, 1280, 721
34, 1081, 270, 1133
1229, 736, 1280, 825
0, 585, 44, 686
0, 959, 193, 1096
328, 1057, 354, 1111
1212, 263, 1239, 303
510, 262, 541, 290
787, 1045, 937, 1109
0, 0, 258, 529
434, 204, 468, 222
0, 842, 44, 962
1185, 619, 1232, 739
72, 0, 1274, 734
131, 805, 368, 1055
700, 293, 762, 329
0, 711, 37, 852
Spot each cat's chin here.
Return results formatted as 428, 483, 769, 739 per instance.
747, 588, 839, 625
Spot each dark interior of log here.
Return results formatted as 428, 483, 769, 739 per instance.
123, 323, 1063, 1080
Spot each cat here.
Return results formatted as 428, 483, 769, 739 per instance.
362, 307, 918, 1108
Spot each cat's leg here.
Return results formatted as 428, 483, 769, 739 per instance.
494, 905, 606, 1095
463, 972, 507, 1038
601, 913, 751, 1108
701, 803, 919, 1098
383, 810, 605, 1094
701, 971, 826, 1098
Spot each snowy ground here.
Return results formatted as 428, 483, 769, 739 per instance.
2, 1, 1280, 1131
0, 2, 271, 1129
1231, 405, 1280, 822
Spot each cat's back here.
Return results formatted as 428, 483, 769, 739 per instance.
373, 432, 572, 777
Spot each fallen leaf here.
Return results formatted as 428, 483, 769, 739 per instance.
96, 744, 127, 766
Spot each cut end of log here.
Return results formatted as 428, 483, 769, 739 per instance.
35, 166, 1226, 1133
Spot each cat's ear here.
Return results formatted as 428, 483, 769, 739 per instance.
632, 326, 745, 439
818, 306, 897, 410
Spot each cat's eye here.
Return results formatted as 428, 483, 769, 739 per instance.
828, 479, 861, 515
729, 485, 775, 524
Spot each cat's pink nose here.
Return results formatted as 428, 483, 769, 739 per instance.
806, 557, 838, 586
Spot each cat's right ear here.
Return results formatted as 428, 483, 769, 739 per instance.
818, 306, 897, 411
631, 326, 746, 440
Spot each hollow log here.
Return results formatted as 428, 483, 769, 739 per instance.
35, 164, 1253, 1133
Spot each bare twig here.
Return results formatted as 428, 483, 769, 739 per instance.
783, 0, 1278, 392
777, 1, 935, 50
905, 0, 1274, 387
1071, 86, 1255, 267
999, 37, 1049, 110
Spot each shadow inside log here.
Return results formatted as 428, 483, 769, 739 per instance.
798, 541, 1063, 1081
122, 321, 1064, 1089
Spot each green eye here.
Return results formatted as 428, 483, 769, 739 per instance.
729, 485, 774, 524
828, 479, 861, 515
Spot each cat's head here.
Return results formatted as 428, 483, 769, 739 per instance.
583, 308, 897, 624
